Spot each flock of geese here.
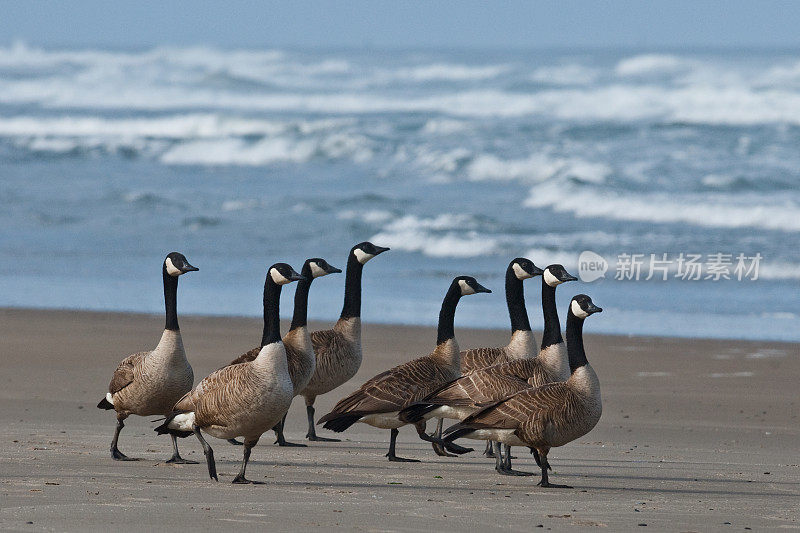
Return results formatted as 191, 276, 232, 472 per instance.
97, 242, 603, 488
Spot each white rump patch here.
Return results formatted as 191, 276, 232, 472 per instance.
571, 299, 590, 318
309, 261, 326, 278
360, 412, 404, 429
270, 268, 292, 285
168, 412, 196, 432
165, 257, 182, 276
105, 392, 114, 405
353, 249, 375, 264
458, 279, 476, 295
543, 268, 562, 287
512, 263, 533, 280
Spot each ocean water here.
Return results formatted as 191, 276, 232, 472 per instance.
1, 43, 799, 341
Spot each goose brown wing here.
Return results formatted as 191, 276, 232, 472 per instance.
108, 351, 147, 394
321, 358, 450, 420
172, 363, 246, 412
225, 346, 260, 368
427, 369, 530, 407
461, 382, 569, 429
460, 346, 504, 372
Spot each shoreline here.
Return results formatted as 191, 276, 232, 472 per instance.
1, 307, 798, 530
2, 305, 799, 346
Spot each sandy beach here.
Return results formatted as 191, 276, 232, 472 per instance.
0, 307, 798, 531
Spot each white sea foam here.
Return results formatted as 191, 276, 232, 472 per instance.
369, 214, 497, 258
468, 153, 610, 183
393, 63, 510, 82
615, 54, 692, 76
530, 64, 600, 86
524, 181, 800, 232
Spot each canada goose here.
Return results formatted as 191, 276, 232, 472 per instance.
460, 258, 544, 373
443, 294, 603, 488
422, 257, 542, 457
96, 252, 198, 463
225, 258, 341, 447
318, 276, 491, 462
300, 241, 389, 442
154, 263, 304, 483
399, 352, 569, 475
467, 262, 576, 459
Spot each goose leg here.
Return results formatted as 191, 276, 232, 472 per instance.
165, 433, 198, 464
305, 404, 340, 442
483, 440, 496, 458
232, 438, 265, 484
424, 419, 457, 457
501, 444, 533, 476
193, 426, 217, 481
385, 428, 419, 462
274, 413, 306, 447
536, 453, 571, 488
110, 417, 139, 461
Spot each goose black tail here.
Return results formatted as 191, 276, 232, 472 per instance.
153, 412, 193, 438
398, 403, 437, 424
442, 423, 475, 443
320, 414, 361, 433
96, 397, 114, 410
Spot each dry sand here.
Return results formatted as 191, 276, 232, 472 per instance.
1, 307, 798, 531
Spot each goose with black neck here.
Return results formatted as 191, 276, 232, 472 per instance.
226, 257, 341, 447
96, 252, 198, 463
155, 263, 304, 483
300, 241, 389, 442
443, 294, 603, 488
318, 276, 491, 462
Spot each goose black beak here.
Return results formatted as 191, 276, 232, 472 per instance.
326, 265, 343, 274
560, 273, 578, 282
289, 271, 306, 282
587, 304, 603, 314
374, 246, 390, 255
473, 282, 492, 294
181, 262, 199, 273
531, 265, 545, 276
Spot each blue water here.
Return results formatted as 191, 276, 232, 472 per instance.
1, 43, 799, 341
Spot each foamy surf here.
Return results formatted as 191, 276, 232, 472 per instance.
2, 44, 800, 340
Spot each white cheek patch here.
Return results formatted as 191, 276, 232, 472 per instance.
512, 263, 532, 280
544, 269, 562, 287
165, 257, 183, 276
309, 262, 326, 278
353, 249, 375, 264
270, 268, 291, 285
458, 279, 476, 295
571, 300, 590, 318
105, 392, 114, 405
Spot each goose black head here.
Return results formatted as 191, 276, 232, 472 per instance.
352, 241, 390, 265
269, 263, 306, 285
543, 264, 578, 287
510, 257, 545, 280
164, 252, 198, 277
570, 294, 603, 319
306, 258, 342, 278
453, 276, 492, 296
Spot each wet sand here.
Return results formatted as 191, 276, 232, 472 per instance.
1, 307, 798, 531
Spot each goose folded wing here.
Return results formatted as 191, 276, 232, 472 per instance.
323, 359, 444, 419
461, 382, 568, 429
108, 352, 147, 394
172, 364, 246, 412
460, 346, 502, 370
224, 346, 260, 369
